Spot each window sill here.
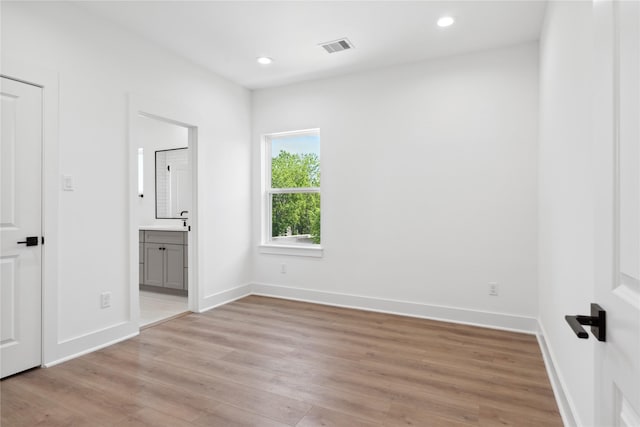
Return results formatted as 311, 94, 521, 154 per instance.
258, 244, 324, 258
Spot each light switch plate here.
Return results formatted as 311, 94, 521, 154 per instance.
62, 175, 74, 191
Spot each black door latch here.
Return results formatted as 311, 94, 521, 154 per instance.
565, 303, 606, 341
17, 236, 39, 247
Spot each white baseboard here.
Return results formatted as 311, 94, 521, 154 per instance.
40, 283, 540, 378
44, 321, 138, 368
537, 320, 579, 427
251, 282, 538, 334
41, 282, 573, 427
198, 283, 253, 313
41, 283, 252, 368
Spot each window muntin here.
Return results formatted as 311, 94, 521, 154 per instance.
265, 130, 320, 246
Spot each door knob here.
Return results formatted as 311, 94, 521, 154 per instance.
17, 236, 39, 247
565, 303, 606, 341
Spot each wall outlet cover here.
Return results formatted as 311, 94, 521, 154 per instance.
488, 282, 499, 296
100, 292, 111, 308
62, 175, 74, 191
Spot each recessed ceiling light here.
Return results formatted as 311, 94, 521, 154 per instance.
437, 16, 455, 28
257, 57, 273, 65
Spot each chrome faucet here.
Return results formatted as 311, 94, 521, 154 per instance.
180, 210, 189, 216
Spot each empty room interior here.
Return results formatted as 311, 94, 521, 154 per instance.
1, 1, 639, 426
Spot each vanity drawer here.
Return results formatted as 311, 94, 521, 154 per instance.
144, 230, 186, 245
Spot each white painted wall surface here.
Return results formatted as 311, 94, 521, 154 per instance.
252, 43, 539, 324
1, 1, 251, 364
538, 2, 595, 426
136, 116, 188, 226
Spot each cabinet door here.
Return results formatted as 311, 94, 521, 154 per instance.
163, 244, 184, 289
143, 243, 164, 287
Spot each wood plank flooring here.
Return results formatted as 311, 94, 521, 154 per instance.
0, 296, 562, 426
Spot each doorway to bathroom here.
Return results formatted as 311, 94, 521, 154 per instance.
129, 95, 199, 329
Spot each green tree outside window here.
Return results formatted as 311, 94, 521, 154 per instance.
271, 151, 321, 244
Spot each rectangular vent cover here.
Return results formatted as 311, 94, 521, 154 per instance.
320, 38, 354, 53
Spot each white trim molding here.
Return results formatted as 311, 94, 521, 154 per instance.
258, 244, 324, 258
128, 93, 202, 320
1, 59, 60, 369
251, 282, 538, 334
44, 322, 138, 368
41, 283, 251, 367
537, 320, 580, 427
199, 284, 253, 313
261, 128, 322, 252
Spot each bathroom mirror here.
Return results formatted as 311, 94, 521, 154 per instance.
155, 148, 191, 219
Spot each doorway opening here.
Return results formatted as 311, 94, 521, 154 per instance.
130, 106, 198, 329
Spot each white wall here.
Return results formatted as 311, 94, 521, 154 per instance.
538, 2, 595, 426
1, 1, 252, 364
136, 116, 188, 226
3, 9, 596, 421
252, 43, 539, 329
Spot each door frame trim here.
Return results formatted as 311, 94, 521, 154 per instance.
128, 94, 201, 325
1, 60, 60, 368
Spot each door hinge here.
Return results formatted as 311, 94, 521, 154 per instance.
41, 236, 45, 245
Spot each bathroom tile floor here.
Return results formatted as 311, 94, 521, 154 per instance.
139, 290, 188, 327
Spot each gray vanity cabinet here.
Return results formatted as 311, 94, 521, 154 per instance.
162, 244, 185, 289
140, 230, 187, 292
143, 243, 166, 287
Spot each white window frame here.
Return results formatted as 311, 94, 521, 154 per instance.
260, 128, 323, 257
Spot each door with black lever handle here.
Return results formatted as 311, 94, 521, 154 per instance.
16, 236, 39, 247
565, 303, 606, 341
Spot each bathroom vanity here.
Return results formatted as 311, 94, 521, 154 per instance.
139, 227, 187, 294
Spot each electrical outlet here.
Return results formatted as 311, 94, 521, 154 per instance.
280, 263, 287, 274
62, 175, 74, 191
488, 282, 499, 296
100, 292, 111, 308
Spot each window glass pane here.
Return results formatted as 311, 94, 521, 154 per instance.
271, 193, 321, 244
270, 133, 320, 188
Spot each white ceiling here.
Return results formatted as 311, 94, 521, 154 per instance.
77, 1, 547, 89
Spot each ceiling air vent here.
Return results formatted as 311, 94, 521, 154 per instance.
320, 38, 354, 54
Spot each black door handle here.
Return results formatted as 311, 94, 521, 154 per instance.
17, 236, 39, 247
565, 303, 606, 341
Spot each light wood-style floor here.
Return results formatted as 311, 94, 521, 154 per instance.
1, 296, 562, 426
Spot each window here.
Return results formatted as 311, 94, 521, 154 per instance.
263, 129, 321, 250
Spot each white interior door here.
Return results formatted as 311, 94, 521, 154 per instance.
593, 0, 640, 425
0, 77, 43, 378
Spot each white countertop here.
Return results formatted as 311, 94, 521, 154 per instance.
139, 225, 187, 232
